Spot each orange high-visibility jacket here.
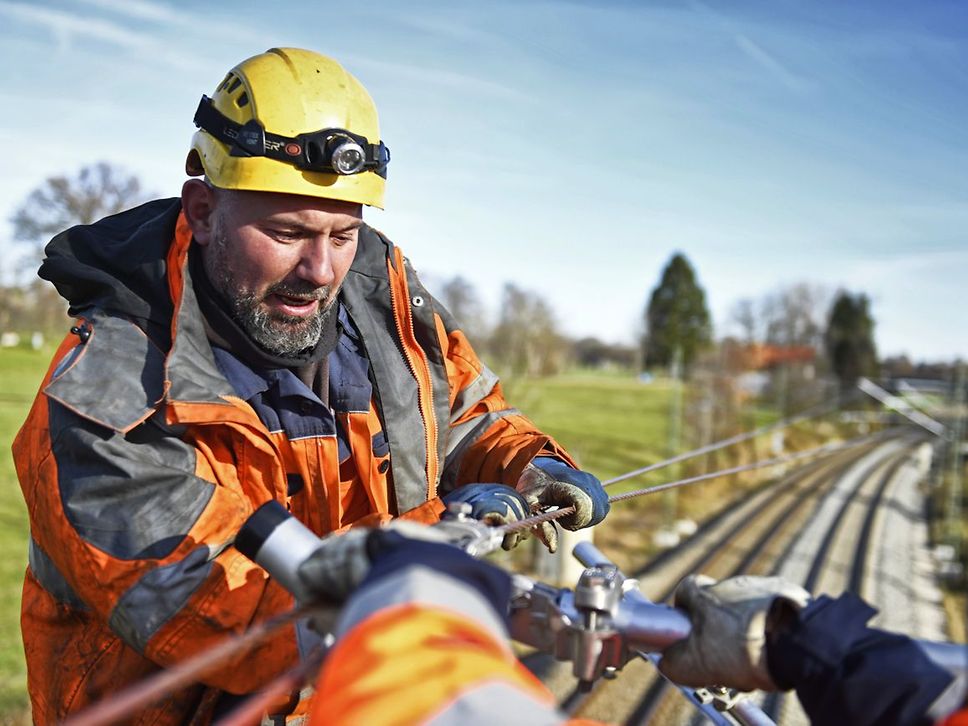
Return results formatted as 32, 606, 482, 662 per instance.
14, 199, 574, 723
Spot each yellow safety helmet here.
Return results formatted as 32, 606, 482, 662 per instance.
187, 48, 389, 209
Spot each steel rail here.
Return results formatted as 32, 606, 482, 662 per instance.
627, 439, 906, 726
762, 442, 918, 721
577, 440, 886, 724
63, 606, 310, 726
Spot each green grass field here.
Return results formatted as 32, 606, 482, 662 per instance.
0, 348, 47, 719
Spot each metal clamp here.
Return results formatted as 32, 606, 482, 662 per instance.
435, 502, 507, 558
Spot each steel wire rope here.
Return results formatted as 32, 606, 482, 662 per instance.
63, 606, 312, 726
601, 392, 858, 488
500, 433, 884, 538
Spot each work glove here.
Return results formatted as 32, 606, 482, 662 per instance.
658, 574, 811, 692
516, 458, 610, 553
295, 520, 454, 632
296, 520, 452, 603
443, 483, 545, 551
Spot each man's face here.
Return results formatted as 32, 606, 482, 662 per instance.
198, 188, 362, 357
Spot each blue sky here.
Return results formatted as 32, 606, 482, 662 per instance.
0, 0, 966, 360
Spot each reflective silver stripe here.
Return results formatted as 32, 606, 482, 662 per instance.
450, 366, 500, 425
425, 681, 563, 726
927, 669, 967, 722
44, 313, 167, 434
28, 538, 87, 609
108, 545, 214, 653
50, 340, 84, 380
334, 565, 507, 643
439, 409, 518, 492
49, 401, 215, 561
166, 262, 239, 405
343, 230, 429, 513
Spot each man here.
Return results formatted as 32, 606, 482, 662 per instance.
13, 48, 608, 723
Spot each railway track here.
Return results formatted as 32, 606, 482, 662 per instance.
527, 430, 941, 725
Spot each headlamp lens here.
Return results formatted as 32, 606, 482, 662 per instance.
330, 140, 366, 175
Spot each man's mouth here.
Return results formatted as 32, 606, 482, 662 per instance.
267, 293, 321, 318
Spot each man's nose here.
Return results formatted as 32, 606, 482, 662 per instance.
296, 238, 336, 288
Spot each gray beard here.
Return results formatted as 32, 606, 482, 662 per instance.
204, 225, 333, 357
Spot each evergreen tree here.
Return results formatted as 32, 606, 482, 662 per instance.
824, 291, 878, 398
642, 253, 712, 370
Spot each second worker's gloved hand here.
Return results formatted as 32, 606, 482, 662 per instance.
295, 520, 455, 633
658, 574, 811, 692
296, 520, 453, 604
442, 484, 550, 551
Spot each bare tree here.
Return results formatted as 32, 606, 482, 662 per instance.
2, 162, 146, 340
438, 275, 488, 348
12, 162, 146, 271
761, 283, 828, 348
729, 297, 759, 344
489, 283, 567, 377
759, 283, 831, 413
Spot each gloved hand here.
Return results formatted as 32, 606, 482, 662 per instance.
658, 574, 811, 692
295, 520, 454, 632
296, 520, 452, 604
443, 484, 549, 550
517, 458, 610, 549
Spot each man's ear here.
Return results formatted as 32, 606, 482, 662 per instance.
181, 179, 217, 246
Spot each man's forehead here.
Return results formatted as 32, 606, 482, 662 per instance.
217, 187, 363, 225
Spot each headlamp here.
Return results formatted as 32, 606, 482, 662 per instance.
193, 96, 389, 179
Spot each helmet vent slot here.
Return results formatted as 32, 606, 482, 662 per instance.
227, 77, 242, 93
236, 92, 249, 108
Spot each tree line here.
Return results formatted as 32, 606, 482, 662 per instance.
0, 163, 914, 396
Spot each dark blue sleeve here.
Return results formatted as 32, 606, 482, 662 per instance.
364, 532, 513, 621
766, 593, 953, 726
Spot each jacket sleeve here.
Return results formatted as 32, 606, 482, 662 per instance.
14, 330, 300, 695
431, 306, 578, 492
311, 539, 568, 726
766, 593, 955, 726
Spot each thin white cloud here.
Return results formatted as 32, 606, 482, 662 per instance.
0, 1, 149, 50
686, 0, 810, 93
74, 0, 181, 24
0, 1, 207, 71
733, 33, 809, 93
71, 0, 274, 46
345, 54, 531, 102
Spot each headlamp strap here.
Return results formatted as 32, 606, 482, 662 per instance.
192, 96, 388, 177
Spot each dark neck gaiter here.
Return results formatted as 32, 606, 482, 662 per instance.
189, 243, 339, 399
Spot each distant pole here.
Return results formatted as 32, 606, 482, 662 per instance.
946, 361, 965, 560
665, 347, 684, 525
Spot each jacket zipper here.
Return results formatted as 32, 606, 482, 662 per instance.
387, 254, 438, 499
